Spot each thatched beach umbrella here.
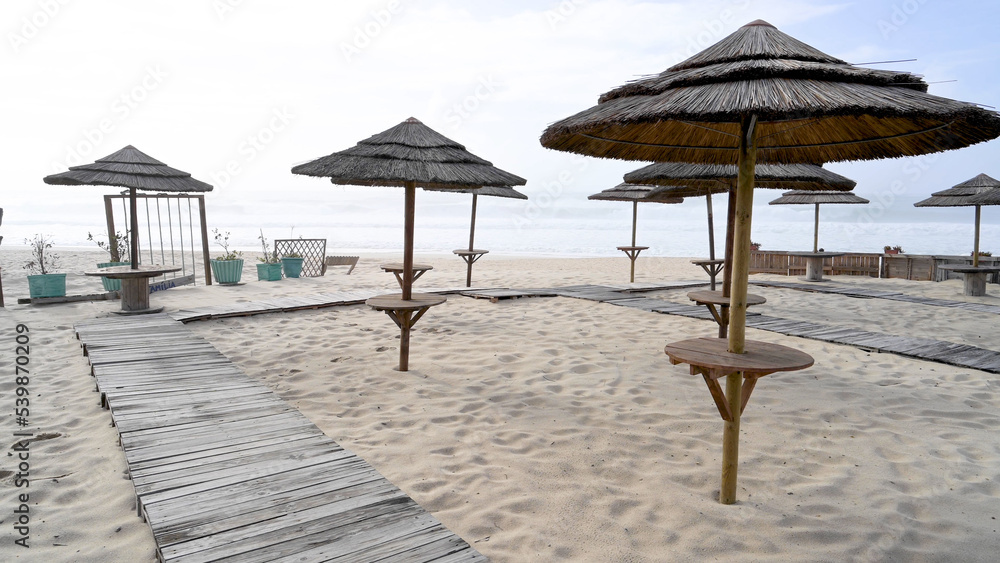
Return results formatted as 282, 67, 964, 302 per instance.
588, 183, 683, 282
769, 190, 869, 253
292, 117, 525, 371
43, 145, 213, 270
426, 185, 528, 286
915, 173, 1000, 266
541, 19, 1000, 504
628, 162, 855, 293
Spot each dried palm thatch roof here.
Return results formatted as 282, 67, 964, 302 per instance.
424, 185, 528, 199
588, 183, 683, 203
914, 173, 1000, 207
626, 162, 855, 195
292, 117, 525, 189
540, 20, 1000, 164
769, 190, 869, 205
43, 145, 213, 192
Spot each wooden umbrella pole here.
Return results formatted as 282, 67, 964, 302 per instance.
723, 184, 736, 298
631, 200, 638, 247
813, 203, 820, 253
467, 193, 478, 286
468, 193, 478, 251
706, 191, 716, 260
729, 115, 757, 355
720, 114, 756, 505
129, 187, 139, 270
974, 205, 981, 267
402, 181, 416, 301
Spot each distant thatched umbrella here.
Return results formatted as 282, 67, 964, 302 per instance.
43, 145, 213, 270
589, 183, 683, 282
769, 190, 869, 252
426, 185, 528, 286
541, 19, 1000, 504
292, 117, 525, 371
628, 162, 856, 293
915, 173, 1000, 266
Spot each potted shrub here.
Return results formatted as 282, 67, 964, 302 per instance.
256, 230, 283, 281
281, 252, 305, 278
972, 250, 992, 257
749, 241, 761, 251
23, 234, 65, 298
884, 245, 903, 255
87, 230, 130, 291
210, 229, 244, 284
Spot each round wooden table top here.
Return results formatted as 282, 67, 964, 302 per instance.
617, 245, 649, 251
379, 263, 433, 273
785, 251, 846, 258
84, 265, 182, 279
453, 249, 489, 256
687, 290, 766, 306
366, 293, 447, 311
664, 337, 814, 377
936, 264, 1000, 274
690, 258, 725, 267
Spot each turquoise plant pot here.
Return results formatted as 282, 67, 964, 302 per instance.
210, 259, 244, 284
98, 261, 130, 292
281, 257, 304, 278
27, 273, 67, 298
257, 262, 283, 281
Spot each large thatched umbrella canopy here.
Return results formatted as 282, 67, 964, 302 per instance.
540, 18, 1000, 505
43, 145, 213, 269
292, 117, 526, 300
541, 18, 1000, 356
769, 190, 869, 252
629, 162, 856, 288
915, 173, 1000, 266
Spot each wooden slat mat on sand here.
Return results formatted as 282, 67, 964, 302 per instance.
74, 314, 486, 563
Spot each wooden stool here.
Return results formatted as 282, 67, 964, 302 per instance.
366, 293, 446, 371
664, 337, 813, 504
687, 290, 766, 338
453, 249, 488, 287
380, 263, 433, 289
691, 259, 725, 291
617, 245, 649, 283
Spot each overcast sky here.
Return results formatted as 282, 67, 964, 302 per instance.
4, 0, 1000, 247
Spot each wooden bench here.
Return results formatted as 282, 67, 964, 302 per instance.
323, 255, 359, 275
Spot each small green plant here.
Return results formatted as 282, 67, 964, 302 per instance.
973, 250, 992, 257
212, 228, 243, 260
87, 230, 130, 262
884, 245, 903, 253
283, 251, 302, 258
749, 241, 761, 250
23, 234, 60, 275
257, 230, 279, 263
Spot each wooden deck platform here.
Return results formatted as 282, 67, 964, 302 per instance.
74, 314, 486, 563
751, 279, 1000, 314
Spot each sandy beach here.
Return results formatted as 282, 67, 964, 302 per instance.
2, 248, 999, 562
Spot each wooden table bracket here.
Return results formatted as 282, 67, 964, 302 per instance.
453, 249, 488, 287
691, 259, 726, 291
366, 293, 446, 371
617, 245, 649, 283
380, 262, 433, 289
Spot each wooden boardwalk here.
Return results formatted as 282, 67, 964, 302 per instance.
74, 314, 486, 563
752, 279, 1000, 314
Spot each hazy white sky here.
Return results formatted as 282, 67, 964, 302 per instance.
4, 0, 1000, 247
